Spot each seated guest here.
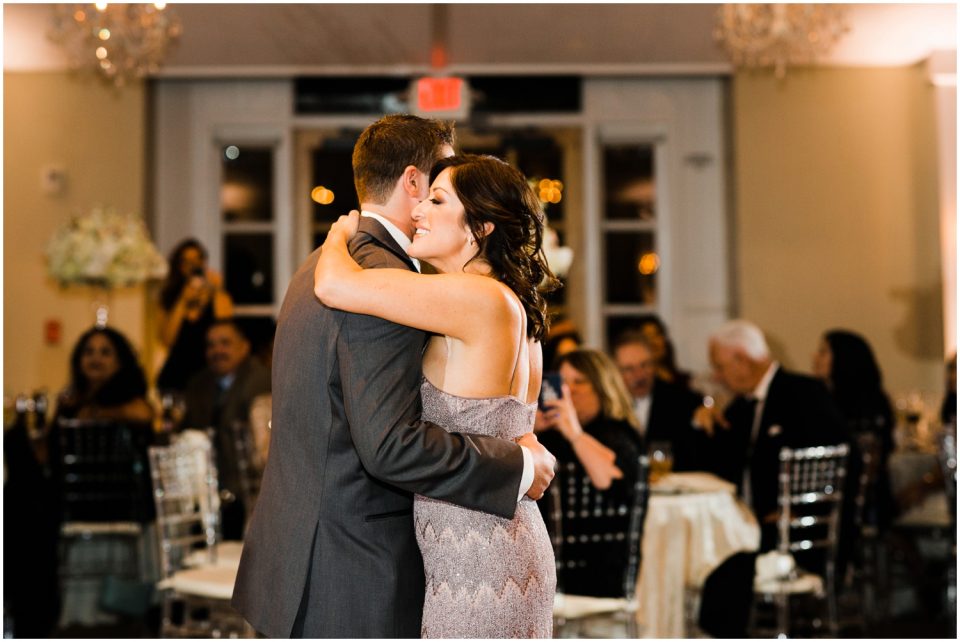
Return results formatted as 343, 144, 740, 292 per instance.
183, 320, 271, 540
813, 328, 895, 531
943, 352, 957, 426
535, 348, 645, 597
698, 320, 848, 638
48, 327, 155, 627
612, 330, 705, 470
634, 314, 692, 388
55, 326, 155, 424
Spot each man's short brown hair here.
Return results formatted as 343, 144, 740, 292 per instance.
352, 114, 455, 204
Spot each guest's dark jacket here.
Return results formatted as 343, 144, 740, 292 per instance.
645, 378, 706, 471
538, 414, 644, 597
705, 366, 848, 545
183, 357, 272, 506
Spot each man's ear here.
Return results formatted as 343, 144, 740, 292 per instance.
401, 165, 422, 198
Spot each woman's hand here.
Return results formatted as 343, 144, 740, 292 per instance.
541, 383, 584, 444
314, 211, 363, 305
204, 268, 225, 291
327, 210, 361, 243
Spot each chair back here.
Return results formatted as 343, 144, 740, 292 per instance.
148, 429, 221, 578
851, 432, 882, 533
56, 418, 155, 524
547, 454, 650, 600
228, 419, 262, 517
939, 424, 957, 525
776, 444, 849, 576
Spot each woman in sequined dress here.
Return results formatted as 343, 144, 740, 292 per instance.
314, 154, 558, 637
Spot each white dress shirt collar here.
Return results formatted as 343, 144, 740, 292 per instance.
632, 394, 652, 437
360, 210, 420, 272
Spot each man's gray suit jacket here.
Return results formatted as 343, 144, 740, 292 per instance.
231, 217, 525, 638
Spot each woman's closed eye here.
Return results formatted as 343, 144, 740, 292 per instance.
429, 197, 441, 205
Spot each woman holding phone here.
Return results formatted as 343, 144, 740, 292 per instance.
156, 238, 234, 391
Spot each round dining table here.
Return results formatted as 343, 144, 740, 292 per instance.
635, 471, 760, 638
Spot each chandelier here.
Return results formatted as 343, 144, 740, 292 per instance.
47, 3, 182, 87
714, 4, 849, 78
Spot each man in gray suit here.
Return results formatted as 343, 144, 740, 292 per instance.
232, 115, 556, 638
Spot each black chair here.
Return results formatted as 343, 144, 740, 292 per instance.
548, 455, 650, 637
939, 424, 957, 618
55, 418, 156, 624
838, 432, 887, 626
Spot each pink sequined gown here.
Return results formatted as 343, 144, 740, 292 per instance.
415, 378, 556, 638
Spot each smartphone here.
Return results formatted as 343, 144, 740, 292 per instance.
538, 372, 563, 410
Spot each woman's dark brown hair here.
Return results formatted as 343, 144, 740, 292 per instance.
68, 326, 149, 407
160, 238, 207, 311
430, 154, 559, 341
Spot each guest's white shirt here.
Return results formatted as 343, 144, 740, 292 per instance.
359, 211, 533, 501
632, 395, 652, 437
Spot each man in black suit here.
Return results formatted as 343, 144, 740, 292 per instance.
697, 319, 848, 637
232, 115, 556, 638
183, 319, 271, 540
612, 330, 704, 470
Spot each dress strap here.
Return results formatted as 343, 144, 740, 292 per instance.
506, 297, 527, 396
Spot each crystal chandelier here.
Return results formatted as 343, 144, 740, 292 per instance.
47, 3, 182, 87
714, 4, 849, 78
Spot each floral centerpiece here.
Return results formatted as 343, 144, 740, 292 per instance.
46, 206, 167, 288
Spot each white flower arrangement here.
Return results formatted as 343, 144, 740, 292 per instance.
543, 226, 574, 278
528, 178, 574, 278
46, 206, 168, 288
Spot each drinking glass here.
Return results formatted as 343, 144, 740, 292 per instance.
649, 440, 673, 483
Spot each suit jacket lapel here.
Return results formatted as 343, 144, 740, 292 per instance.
352, 216, 418, 272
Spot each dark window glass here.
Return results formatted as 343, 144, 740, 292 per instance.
221, 146, 273, 222
295, 77, 410, 114
603, 231, 657, 305
311, 138, 359, 225
468, 76, 581, 113
604, 144, 655, 221
312, 230, 329, 250
225, 233, 274, 304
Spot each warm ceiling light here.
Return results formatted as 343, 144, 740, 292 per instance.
48, 3, 182, 87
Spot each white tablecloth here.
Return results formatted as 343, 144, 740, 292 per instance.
636, 473, 760, 638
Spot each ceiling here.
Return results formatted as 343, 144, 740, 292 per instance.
4, 3, 957, 77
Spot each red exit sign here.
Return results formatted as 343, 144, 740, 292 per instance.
413, 76, 470, 120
